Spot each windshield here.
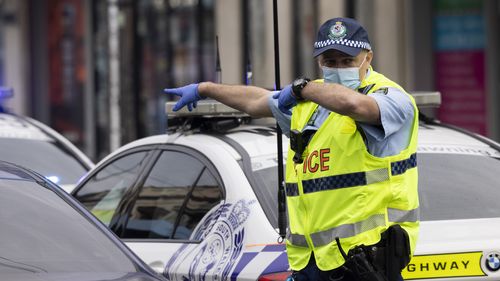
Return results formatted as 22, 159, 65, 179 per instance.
0, 138, 88, 185
250, 153, 500, 228
0, 179, 137, 273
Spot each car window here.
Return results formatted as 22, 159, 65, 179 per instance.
251, 165, 281, 228
122, 150, 223, 240
73, 151, 150, 225
175, 168, 221, 239
0, 138, 88, 185
0, 179, 137, 273
418, 153, 500, 221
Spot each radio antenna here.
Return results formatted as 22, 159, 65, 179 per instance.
215, 35, 222, 83
273, 0, 287, 242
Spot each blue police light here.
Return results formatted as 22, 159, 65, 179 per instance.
0, 86, 14, 99
0, 86, 14, 113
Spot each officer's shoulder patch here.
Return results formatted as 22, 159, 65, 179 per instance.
358, 84, 375, 95
373, 87, 389, 95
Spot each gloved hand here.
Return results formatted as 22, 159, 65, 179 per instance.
272, 84, 297, 115
163, 83, 204, 111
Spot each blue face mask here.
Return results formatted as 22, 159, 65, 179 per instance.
322, 55, 367, 89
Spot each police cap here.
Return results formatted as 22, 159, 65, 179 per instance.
313, 17, 372, 57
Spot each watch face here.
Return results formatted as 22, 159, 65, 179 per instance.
293, 78, 307, 88
293, 78, 309, 91
292, 78, 309, 100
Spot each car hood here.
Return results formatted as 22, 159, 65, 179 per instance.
0, 272, 163, 281
403, 218, 500, 280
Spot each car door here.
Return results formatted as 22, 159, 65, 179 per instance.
74, 144, 225, 275
121, 146, 224, 274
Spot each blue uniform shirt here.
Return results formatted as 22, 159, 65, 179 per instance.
268, 87, 415, 157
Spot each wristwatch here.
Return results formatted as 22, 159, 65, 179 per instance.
292, 78, 310, 100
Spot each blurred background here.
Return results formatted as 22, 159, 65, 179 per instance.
0, 0, 498, 161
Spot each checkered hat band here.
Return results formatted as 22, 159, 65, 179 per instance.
314, 39, 371, 50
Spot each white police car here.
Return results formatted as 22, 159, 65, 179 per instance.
0, 87, 93, 192
71, 92, 500, 280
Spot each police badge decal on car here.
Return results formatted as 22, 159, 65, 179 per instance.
164, 199, 256, 281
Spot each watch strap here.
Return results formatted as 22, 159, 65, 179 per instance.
292, 78, 310, 100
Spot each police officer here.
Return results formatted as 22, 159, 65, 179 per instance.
164, 17, 419, 281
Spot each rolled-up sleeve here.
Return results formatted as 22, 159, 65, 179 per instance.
360, 88, 415, 141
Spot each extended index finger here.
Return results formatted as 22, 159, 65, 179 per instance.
163, 88, 182, 97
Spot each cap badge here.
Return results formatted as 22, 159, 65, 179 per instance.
328, 21, 347, 40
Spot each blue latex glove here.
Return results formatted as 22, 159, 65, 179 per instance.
272, 84, 296, 115
163, 83, 204, 111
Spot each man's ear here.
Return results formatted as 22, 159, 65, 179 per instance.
366, 51, 373, 65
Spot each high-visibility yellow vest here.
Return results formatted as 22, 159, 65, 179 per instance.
285, 68, 419, 271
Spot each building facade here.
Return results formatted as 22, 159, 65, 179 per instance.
0, 0, 498, 160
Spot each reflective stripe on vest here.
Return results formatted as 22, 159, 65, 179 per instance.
388, 207, 420, 223
286, 232, 309, 248
285, 153, 417, 197
287, 213, 385, 248
287, 208, 420, 248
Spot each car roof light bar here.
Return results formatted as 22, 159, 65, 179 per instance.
166, 99, 248, 118
166, 91, 441, 118
410, 91, 441, 108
